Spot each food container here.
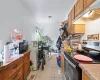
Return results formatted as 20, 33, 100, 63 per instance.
63, 43, 69, 52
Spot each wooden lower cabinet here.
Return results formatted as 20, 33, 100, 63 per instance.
24, 62, 30, 78
61, 54, 64, 72
7, 67, 23, 80
24, 51, 30, 79
0, 50, 30, 80
0, 69, 4, 80
18, 75, 23, 80
82, 71, 91, 80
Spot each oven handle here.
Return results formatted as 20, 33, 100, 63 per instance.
63, 54, 76, 69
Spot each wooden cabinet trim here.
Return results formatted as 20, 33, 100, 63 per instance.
84, 0, 95, 9
0, 50, 30, 80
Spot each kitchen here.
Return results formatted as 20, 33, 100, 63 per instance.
0, 0, 100, 80
61, 0, 100, 80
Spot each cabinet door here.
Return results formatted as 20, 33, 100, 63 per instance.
72, 6, 75, 21
24, 51, 30, 79
71, 10, 74, 34
68, 11, 72, 34
0, 69, 4, 80
68, 11, 74, 34
82, 71, 91, 80
61, 55, 64, 72
68, 6, 75, 34
84, 0, 95, 9
24, 62, 30, 78
75, 0, 84, 17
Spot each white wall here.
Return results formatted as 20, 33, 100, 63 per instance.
37, 23, 61, 49
82, 18, 100, 40
0, 0, 37, 43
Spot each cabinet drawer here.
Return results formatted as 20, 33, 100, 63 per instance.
8, 67, 23, 80
4, 57, 23, 80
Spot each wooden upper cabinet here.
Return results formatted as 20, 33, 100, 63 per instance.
68, 4, 85, 34
72, 6, 75, 21
75, 0, 84, 17
68, 11, 73, 34
84, 0, 95, 9
68, 7, 75, 34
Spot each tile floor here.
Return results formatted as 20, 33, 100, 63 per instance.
28, 53, 64, 80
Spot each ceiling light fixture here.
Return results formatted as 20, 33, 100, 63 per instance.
48, 16, 52, 19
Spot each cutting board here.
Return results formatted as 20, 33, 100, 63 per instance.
74, 54, 93, 62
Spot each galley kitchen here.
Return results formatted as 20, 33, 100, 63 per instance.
61, 0, 100, 80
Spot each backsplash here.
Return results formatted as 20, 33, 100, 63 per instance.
83, 41, 100, 47
82, 18, 100, 40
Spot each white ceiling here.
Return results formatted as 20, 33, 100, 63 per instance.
21, 0, 76, 40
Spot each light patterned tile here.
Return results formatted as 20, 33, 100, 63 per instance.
34, 53, 63, 80
55, 77, 63, 80
48, 78, 55, 80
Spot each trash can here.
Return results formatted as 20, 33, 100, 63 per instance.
56, 56, 61, 67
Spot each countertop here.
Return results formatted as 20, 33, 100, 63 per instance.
61, 48, 100, 80
80, 64, 100, 80
0, 54, 24, 68
0, 50, 31, 68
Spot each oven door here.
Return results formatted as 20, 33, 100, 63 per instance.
64, 54, 82, 80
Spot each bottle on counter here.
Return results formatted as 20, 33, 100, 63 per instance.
16, 48, 19, 57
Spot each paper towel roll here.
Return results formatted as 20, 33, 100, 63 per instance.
78, 44, 82, 50
4, 45, 9, 63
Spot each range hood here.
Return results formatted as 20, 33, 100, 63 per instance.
73, 1, 100, 24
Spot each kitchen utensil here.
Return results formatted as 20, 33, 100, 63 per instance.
74, 54, 93, 62
78, 44, 82, 50
63, 43, 69, 52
